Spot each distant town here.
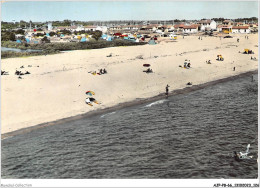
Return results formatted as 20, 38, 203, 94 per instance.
1, 17, 258, 44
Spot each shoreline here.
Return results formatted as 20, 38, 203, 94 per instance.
2, 69, 257, 139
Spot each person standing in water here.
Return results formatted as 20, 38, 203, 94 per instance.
166, 84, 170, 97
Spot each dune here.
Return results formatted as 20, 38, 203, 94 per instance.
1, 33, 258, 135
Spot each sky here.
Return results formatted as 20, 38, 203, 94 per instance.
1, 1, 259, 22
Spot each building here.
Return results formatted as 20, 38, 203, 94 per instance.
232, 26, 250, 33
199, 19, 217, 31
174, 24, 185, 32
83, 26, 97, 31
223, 20, 234, 26
217, 25, 232, 34
48, 22, 53, 31
183, 25, 199, 33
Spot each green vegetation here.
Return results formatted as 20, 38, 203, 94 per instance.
1, 31, 16, 41
1, 39, 147, 59
91, 31, 102, 41
1, 51, 57, 59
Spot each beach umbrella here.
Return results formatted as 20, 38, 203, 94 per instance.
86, 91, 95, 96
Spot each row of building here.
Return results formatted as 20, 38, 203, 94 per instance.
49, 19, 258, 34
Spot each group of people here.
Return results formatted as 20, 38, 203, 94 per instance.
184, 60, 191, 68
99, 68, 107, 74
198, 36, 202, 40
91, 69, 107, 75
15, 70, 30, 76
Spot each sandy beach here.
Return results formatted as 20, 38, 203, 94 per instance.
1, 34, 258, 135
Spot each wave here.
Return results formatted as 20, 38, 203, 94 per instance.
100, 111, 116, 118
1, 136, 13, 141
145, 99, 167, 107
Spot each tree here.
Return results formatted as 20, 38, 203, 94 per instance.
41, 36, 50, 43
15, 29, 25, 35
1, 31, 16, 41
92, 30, 102, 41
49, 31, 56, 36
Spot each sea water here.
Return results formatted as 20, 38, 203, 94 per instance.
1, 74, 258, 179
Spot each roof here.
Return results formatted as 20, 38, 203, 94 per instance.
174, 24, 185, 28
199, 19, 211, 24
232, 26, 249, 29
145, 25, 155, 29
183, 25, 198, 29
84, 26, 97, 28
217, 25, 232, 28
223, 20, 233, 23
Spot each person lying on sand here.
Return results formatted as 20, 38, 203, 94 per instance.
1, 70, 7, 75
143, 68, 153, 73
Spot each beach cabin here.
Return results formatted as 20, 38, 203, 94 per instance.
183, 25, 198, 33
232, 26, 250, 34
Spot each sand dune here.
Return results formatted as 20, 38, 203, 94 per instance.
1, 34, 258, 134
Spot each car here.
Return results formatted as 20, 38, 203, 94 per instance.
224, 35, 233, 38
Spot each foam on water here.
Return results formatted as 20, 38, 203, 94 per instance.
100, 111, 116, 118
145, 99, 168, 107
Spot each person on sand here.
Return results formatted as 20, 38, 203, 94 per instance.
233, 67, 236, 71
237, 38, 239, 42
165, 84, 170, 96
103, 69, 107, 74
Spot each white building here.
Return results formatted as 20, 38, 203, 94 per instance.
232, 26, 250, 34
183, 25, 199, 33
199, 19, 217, 31
48, 22, 53, 31
96, 26, 108, 33
83, 26, 97, 31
